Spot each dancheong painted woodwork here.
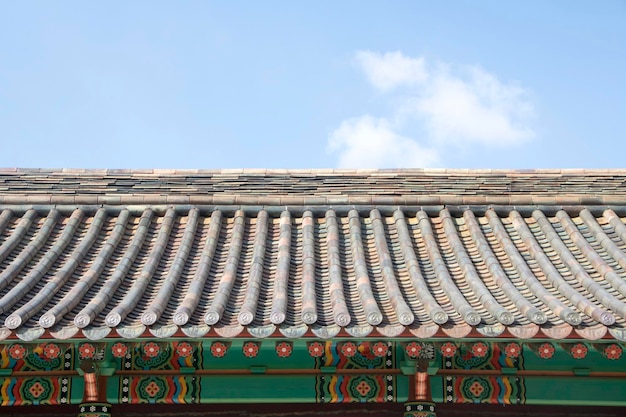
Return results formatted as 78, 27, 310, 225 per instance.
0, 340, 625, 408
1, 169, 626, 416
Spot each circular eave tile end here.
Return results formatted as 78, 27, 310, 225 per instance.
172, 312, 189, 326
204, 311, 220, 326
432, 310, 449, 325
270, 312, 285, 325
105, 313, 122, 327
39, 313, 56, 329
465, 312, 481, 326
367, 312, 383, 326
335, 313, 351, 327
302, 311, 317, 325
74, 313, 91, 329
141, 312, 158, 326
531, 311, 547, 325
600, 312, 616, 326
5, 315, 22, 330
498, 312, 515, 326
238, 311, 254, 326
399, 312, 415, 326
566, 312, 582, 326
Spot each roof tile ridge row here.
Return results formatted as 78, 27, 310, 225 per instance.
439, 208, 513, 325
237, 210, 269, 325
300, 210, 318, 325
325, 210, 351, 327
0, 208, 626, 340
49, 210, 131, 328
370, 209, 414, 326
105, 208, 176, 327
563, 210, 626, 297
0, 210, 62, 316
173, 210, 222, 326
75, 210, 154, 328
141, 208, 200, 326
348, 209, 383, 326
463, 210, 546, 324
4, 197, 626, 208
0, 210, 58, 294
0, 210, 13, 236
2, 167, 626, 175
32, 208, 109, 329
510, 211, 612, 325
270, 211, 292, 325
0, 210, 37, 265
204, 210, 245, 325
416, 210, 481, 326
534, 210, 626, 321
392, 210, 448, 324
3, 209, 84, 328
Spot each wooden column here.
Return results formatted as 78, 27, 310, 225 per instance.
78, 359, 111, 417
404, 359, 436, 417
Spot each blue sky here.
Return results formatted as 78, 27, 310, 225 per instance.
0, 1, 624, 169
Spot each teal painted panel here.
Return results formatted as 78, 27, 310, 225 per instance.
522, 345, 626, 372
201, 340, 317, 370
70, 376, 84, 405
430, 376, 444, 403
524, 377, 626, 406
199, 375, 314, 403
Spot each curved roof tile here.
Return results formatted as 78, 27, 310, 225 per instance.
0, 169, 625, 341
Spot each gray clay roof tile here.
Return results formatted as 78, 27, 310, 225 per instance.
0, 169, 626, 341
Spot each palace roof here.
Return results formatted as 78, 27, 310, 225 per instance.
1, 168, 626, 342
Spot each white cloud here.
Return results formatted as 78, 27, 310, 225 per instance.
327, 115, 440, 168
355, 51, 428, 92
412, 66, 535, 145
327, 51, 536, 168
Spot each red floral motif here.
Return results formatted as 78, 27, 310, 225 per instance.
79, 343, 96, 359
355, 380, 372, 396
8, 344, 26, 360
275, 342, 292, 358
469, 381, 485, 397
143, 342, 160, 358
28, 381, 46, 398
308, 342, 324, 357
372, 342, 388, 357
471, 342, 488, 358
144, 381, 161, 397
111, 342, 128, 358
405, 342, 422, 358
43, 343, 60, 359
504, 343, 522, 358
341, 342, 357, 357
440, 342, 457, 358
538, 343, 554, 359
604, 344, 623, 360
211, 342, 228, 357
243, 342, 259, 358
176, 342, 193, 358
570, 343, 587, 359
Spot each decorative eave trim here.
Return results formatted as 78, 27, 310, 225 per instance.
2, 194, 626, 207
2, 204, 626, 220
